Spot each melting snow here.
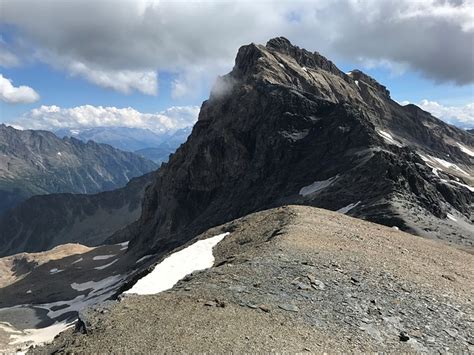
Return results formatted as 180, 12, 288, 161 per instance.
337, 201, 361, 214
430, 156, 469, 176
94, 259, 118, 270
125, 233, 230, 295
72, 257, 83, 265
447, 213, 457, 222
299, 176, 338, 197
136, 254, 154, 264
92, 254, 115, 261
377, 130, 403, 147
457, 143, 474, 157
355, 80, 360, 88
8, 321, 74, 347
419, 153, 471, 178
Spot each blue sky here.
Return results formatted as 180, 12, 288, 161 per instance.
1, 0, 473, 131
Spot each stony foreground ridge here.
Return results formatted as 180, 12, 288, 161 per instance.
120, 37, 473, 258
0, 124, 156, 214
36, 206, 474, 353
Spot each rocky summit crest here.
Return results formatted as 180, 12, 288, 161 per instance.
120, 37, 472, 257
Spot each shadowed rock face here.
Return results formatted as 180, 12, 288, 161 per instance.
0, 173, 154, 257
120, 37, 473, 256
0, 125, 157, 214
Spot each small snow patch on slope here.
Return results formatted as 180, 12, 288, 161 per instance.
94, 259, 118, 270
337, 201, 361, 214
447, 213, 457, 222
92, 254, 115, 261
299, 176, 338, 196
456, 143, 474, 157
125, 233, 230, 295
8, 321, 74, 347
377, 130, 403, 147
136, 255, 154, 264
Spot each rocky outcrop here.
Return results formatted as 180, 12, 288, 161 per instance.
0, 125, 157, 214
119, 37, 472, 257
0, 172, 154, 257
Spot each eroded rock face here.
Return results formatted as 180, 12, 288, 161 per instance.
0, 173, 154, 257
123, 37, 473, 255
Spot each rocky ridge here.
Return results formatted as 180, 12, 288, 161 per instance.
35, 206, 474, 353
119, 37, 472, 258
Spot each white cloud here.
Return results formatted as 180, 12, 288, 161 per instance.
403, 99, 474, 129
68, 61, 158, 95
10, 104, 199, 133
0, 74, 39, 104
0, 0, 472, 96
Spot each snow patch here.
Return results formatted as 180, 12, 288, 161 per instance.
49, 268, 62, 274
301, 66, 308, 72
8, 321, 74, 347
447, 213, 457, 222
92, 254, 115, 261
278, 63, 284, 68
125, 233, 230, 295
337, 201, 361, 214
56, 152, 62, 156
299, 176, 338, 197
419, 153, 471, 178
94, 259, 118, 270
430, 156, 469, 176
72, 257, 83, 265
355, 80, 360, 88
377, 130, 403, 147
136, 254, 154, 264
457, 143, 474, 157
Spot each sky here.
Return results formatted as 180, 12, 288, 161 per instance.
0, 0, 473, 133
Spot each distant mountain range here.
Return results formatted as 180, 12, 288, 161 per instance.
0, 124, 157, 214
55, 126, 192, 164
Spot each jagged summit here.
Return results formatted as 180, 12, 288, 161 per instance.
117, 38, 473, 259
265, 37, 343, 76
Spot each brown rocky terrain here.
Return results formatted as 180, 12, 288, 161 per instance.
35, 205, 473, 353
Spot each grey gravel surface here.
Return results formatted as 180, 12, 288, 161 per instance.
34, 206, 474, 353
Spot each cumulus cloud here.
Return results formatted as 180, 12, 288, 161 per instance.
68, 62, 158, 95
417, 99, 474, 129
10, 104, 199, 133
401, 99, 474, 128
0, 74, 39, 104
0, 0, 472, 96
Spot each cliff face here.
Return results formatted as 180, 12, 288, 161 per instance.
0, 125, 157, 214
0, 172, 154, 257
122, 37, 473, 256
